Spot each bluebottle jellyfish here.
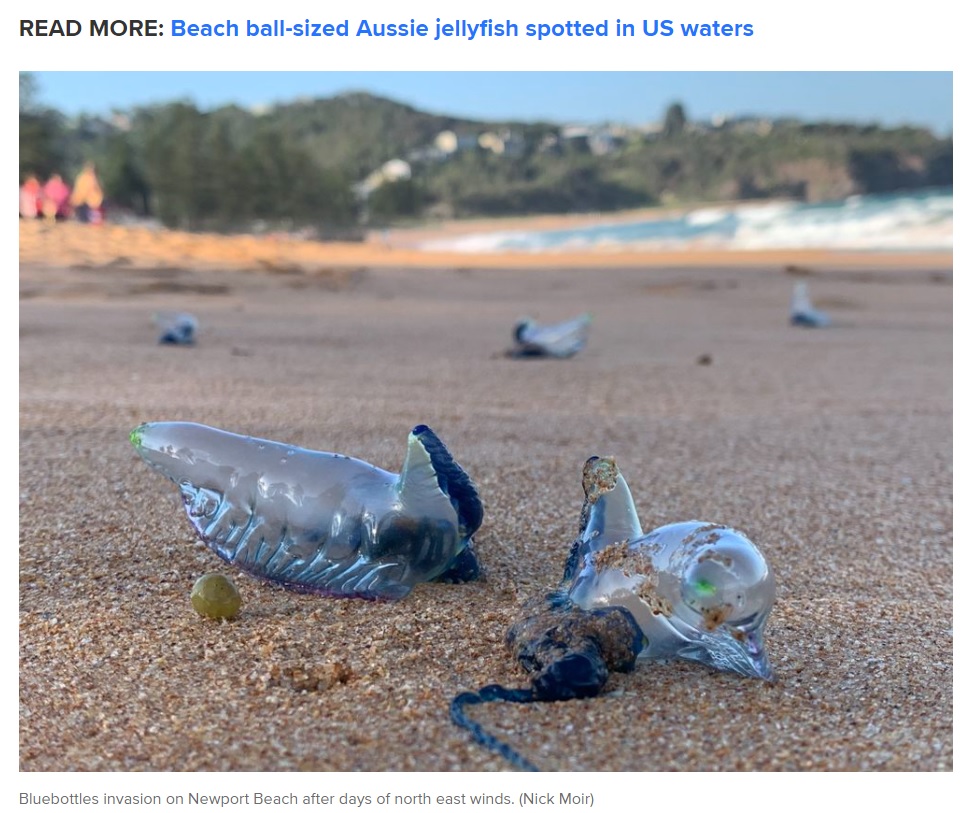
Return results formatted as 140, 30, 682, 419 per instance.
130, 422, 483, 599
789, 281, 830, 328
563, 456, 775, 680
451, 455, 775, 771
510, 314, 591, 358
155, 312, 198, 345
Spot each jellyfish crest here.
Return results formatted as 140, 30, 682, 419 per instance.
790, 281, 830, 327
791, 281, 813, 315
400, 424, 483, 541
513, 319, 534, 343
578, 458, 643, 554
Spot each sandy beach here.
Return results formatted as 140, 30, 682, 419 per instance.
19, 221, 952, 771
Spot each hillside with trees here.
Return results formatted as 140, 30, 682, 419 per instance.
19, 75, 952, 233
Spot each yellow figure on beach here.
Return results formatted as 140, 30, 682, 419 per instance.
70, 162, 105, 223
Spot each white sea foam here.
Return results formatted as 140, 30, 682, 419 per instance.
684, 207, 731, 226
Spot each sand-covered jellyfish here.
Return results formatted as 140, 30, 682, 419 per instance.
563, 456, 776, 680
450, 456, 776, 771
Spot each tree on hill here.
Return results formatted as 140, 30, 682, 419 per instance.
663, 102, 688, 138
19, 72, 64, 180
367, 179, 423, 220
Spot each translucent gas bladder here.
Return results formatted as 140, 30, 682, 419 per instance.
131, 422, 482, 599
563, 456, 775, 679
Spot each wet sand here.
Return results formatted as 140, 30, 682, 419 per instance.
19, 222, 952, 771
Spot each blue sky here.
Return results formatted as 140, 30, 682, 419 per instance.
30, 72, 953, 134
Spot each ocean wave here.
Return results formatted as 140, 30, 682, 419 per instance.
421, 189, 952, 253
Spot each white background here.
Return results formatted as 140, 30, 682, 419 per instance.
11, 1, 960, 69
10, 0, 959, 801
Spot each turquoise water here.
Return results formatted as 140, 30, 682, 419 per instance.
424, 189, 953, 253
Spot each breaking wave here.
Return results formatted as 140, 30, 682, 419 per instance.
422, 189, 952, 253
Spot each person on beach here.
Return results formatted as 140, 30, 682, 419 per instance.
40, 174, 71, 221
70, 162, 105, 224
19, 175, 41, 219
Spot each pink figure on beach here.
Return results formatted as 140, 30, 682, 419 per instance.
41, 175, 71, 221
19, 176, 41, 219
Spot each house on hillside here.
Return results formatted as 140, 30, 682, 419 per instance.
588, 128, 625, 156
560, 125, 591, 152
711, 115, 775, 136
434, 130, 479, 155
478, 129, 526, 157
352, 158, 413, 200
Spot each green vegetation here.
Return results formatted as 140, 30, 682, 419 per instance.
19, 74, 952, 233
19, 74, 65, 181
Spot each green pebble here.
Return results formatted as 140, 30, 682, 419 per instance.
191, 573, 242, 619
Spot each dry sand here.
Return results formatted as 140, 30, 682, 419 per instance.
19, 221, 952, 771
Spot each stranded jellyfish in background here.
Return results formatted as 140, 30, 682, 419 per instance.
509, 313, 591, 358
130, 422, 483, 599
789, 281, 830, 328
155, 312, 198, 345
563, 456, 776, 680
